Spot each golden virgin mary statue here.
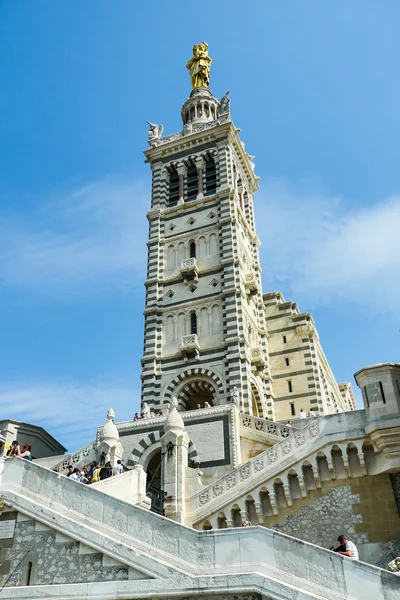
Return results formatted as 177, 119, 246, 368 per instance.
186, 42, 212, 89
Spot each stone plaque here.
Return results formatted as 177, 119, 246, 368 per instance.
0, 520, 16, 539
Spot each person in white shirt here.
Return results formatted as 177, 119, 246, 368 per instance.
69, 468, 80, 481
337, 535, 359, 560
309, 410, 316, 417
113, 460, 123, 476
299, 409, 307, 419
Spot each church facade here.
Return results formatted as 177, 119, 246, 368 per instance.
0, 45, 399, 598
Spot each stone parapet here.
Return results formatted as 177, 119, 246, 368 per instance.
0, 458, 397, 600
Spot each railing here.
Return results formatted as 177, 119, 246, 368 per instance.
240, 414, 294, 439
180, 334, 200, 348
52, 441, 97, 473
147, 484, 167, 516
251, 347, 266, 366
157, 121, 221, 146
244, 271, 257, 292
180, 257, 199, 283
191, 418, 320, 511
180, 258, 197, 270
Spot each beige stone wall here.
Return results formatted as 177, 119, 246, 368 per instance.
265, 474, 400, 567
264, 292, 353, 421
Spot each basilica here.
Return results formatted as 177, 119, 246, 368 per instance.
0, 45, 399, 599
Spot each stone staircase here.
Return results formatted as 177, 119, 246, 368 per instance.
190, 412, 372, 527
0, 457, 397, 600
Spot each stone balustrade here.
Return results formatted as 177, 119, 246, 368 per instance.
240, 413, 294, 439
196, 436, 371, 530
52, 441, 97, 473
157, 121, 221, 146
191, 418, 321, 520
0, 457, 396, 600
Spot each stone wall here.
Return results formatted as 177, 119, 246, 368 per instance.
390, 471, 400, 514
3, 515, 128, 587
267, 475, 400, 568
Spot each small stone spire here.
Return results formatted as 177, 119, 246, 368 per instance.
164, 397, 185, 433
99, 408, 119, 442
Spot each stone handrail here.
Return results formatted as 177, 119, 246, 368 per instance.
0, 457, 396, 600
157, 121, 220, 146
191, 418, 320, 516
240, 413, 295, 439
52, 440, 97, 473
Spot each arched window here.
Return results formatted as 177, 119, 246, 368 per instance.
189, 241, 196, 258
186, 162, 198, 201
168, 167, 179, 206
205, 157, 217, 195
190, 311, 197, 335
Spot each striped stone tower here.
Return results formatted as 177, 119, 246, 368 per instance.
141, 54, 274, 419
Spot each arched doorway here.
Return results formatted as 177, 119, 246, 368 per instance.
251, 382, 262, 417
145, 448, 165, 515
146, 448, 162, 489
178, 379, 216, 410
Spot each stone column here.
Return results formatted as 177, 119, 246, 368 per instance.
177, 164, 186, 205
342, 455, 351, 478
254, 502, 264, 525
195, 156, 204, 199
358, 453, 367, 476
240, 510, 249, 524
312, 466, 322, 489
327, 457, 336, 480
161, 397, 190, 524
268, 491, 279, 515
297, 475, 307, 498
283, 484, 293, 506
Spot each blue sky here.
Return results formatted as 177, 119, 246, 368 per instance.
1, 1, 399, 451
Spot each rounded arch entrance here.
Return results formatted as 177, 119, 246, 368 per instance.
164, 368, 224, 409
177, 378, 217, 410
250, 381, 263, 417
146, 446, 162, 489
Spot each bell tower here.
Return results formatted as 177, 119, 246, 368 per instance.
141, 44, 274, 418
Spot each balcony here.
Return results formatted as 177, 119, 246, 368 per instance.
180, 334, 201, 361
244, 271, 257, 295
180, 258, 199, 284
251, 346, 266, 370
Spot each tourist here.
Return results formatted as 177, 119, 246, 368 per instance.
69, 468, 80, 481
0, 442, 6, 457
7, 440, 20, 457
87, 462, 97, 482
91, 464, 101, 483
336, 535, 359, 560
196, 403, 202, 410
204, 401, 211, 408
113, 459, 123, 476
299, 409, 307, 419
80, 466, 90, 484
66, 465, 74, 477
309, 409, 316, 417
99, 461, 112, 481
17, 443, 32, 461
133, 412, 140, 421
241, 521, 252, 527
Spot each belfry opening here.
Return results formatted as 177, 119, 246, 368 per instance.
177, 379, 216, 410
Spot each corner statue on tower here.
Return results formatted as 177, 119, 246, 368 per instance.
186, 42, 212, 89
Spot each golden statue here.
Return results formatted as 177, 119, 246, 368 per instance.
186, 42, 212, 89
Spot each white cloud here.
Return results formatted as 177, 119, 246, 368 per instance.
0, 377, 141, 452
0, 178, 149, 299
256, 177, 400, 314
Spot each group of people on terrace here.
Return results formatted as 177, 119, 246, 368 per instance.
66, 459, 123, 484
0, 439, 32, 461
